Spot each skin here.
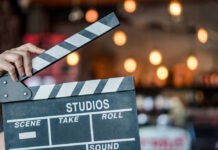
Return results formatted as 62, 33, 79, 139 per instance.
0, 132, 4, 150
0, 43, 44, 149
0, 43, 45, 81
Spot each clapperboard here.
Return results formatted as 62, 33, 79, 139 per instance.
0, 12, 140, 150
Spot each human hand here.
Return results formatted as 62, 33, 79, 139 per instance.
0, 43, 45, 81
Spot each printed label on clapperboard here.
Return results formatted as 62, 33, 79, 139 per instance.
3, 91, 140, 150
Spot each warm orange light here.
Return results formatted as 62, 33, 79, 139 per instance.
124, 0, 136, 13
67, 52, 80, 66
186, 56, 198, 70
85, 9, 98, 23
113, 31, 127, 46
124, 58, 137, 73
156, 66, 169, 80
197, 28, 208, 44
168, 1, 182, 16
149, 49, 162, 66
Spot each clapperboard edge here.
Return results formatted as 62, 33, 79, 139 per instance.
30, 76, 135, 100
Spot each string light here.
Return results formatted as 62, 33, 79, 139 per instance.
186, 56, 198, 70
124, 0, 137, 13
168, 1, 182, 16
124, 58, 137, 73
149, 49, 162, 66
197, 28, 208, 44
67, 52, 80, 66
156, 66, 169, 80
85, 9, 98, 23
113, 31, 127, 46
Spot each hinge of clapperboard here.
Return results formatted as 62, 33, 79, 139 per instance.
0, 12, 132, 103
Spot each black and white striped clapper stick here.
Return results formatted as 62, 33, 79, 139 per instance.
19, 12, 119, 81
30, 76, 134, 100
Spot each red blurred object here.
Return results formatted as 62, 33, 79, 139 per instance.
23, 34, 40, 45
23, 34, 69, 48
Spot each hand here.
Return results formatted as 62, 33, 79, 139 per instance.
0, 43, 45, 81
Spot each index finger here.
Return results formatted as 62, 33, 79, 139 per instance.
16, 43, 45, 54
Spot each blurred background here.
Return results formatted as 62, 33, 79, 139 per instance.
0, 0, 218, 149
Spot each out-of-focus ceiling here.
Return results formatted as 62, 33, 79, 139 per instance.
30, 0, 217, 6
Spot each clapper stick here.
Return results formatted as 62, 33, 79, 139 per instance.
20, 12, 119, 82
30, 76, 134, 100
0, 12, 119, 103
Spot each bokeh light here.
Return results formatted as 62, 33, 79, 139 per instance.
18, 0, 31, 8
186, 56, 198, 70
85, 9, 98, 23
149, 49, 162, 66
156, 66, 169, 80
68, 8, 83, 22
124, 58, 137, 73
113, 31, 127, 46
138, 114, 148, 125
197, 28, 208, 44
67, 52, 80, 66
168, 1, 182, 16
143, 97, 154, 111
124, 0, 137, 13
157, 114, 170, 126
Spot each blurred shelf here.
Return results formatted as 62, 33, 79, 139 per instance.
30, 0, 217, 7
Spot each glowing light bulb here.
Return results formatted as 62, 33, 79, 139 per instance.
124, 58, 137, 73
124, 0, 136, 13
168, 1, 182, 16
197, 28, 208, 44
113, 31, 127, 46
85, 9, 98, 23
67, 52, 80, 66
149, 49, 162, 66
156, 66, 169, 80
186, 56, 198, 70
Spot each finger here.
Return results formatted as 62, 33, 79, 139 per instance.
17, 43, 45, 54
0, 60, 17, 81
0, 71, 6, 77
11, 50, 32, 77
3, 52, 25, 77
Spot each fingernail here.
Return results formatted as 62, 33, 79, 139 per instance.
28, 72, 32, 77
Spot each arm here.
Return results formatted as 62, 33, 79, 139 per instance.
0, 132, 4, 150
0, 43, 44, 81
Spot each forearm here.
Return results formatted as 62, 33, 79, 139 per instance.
0, 132, 5, 150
